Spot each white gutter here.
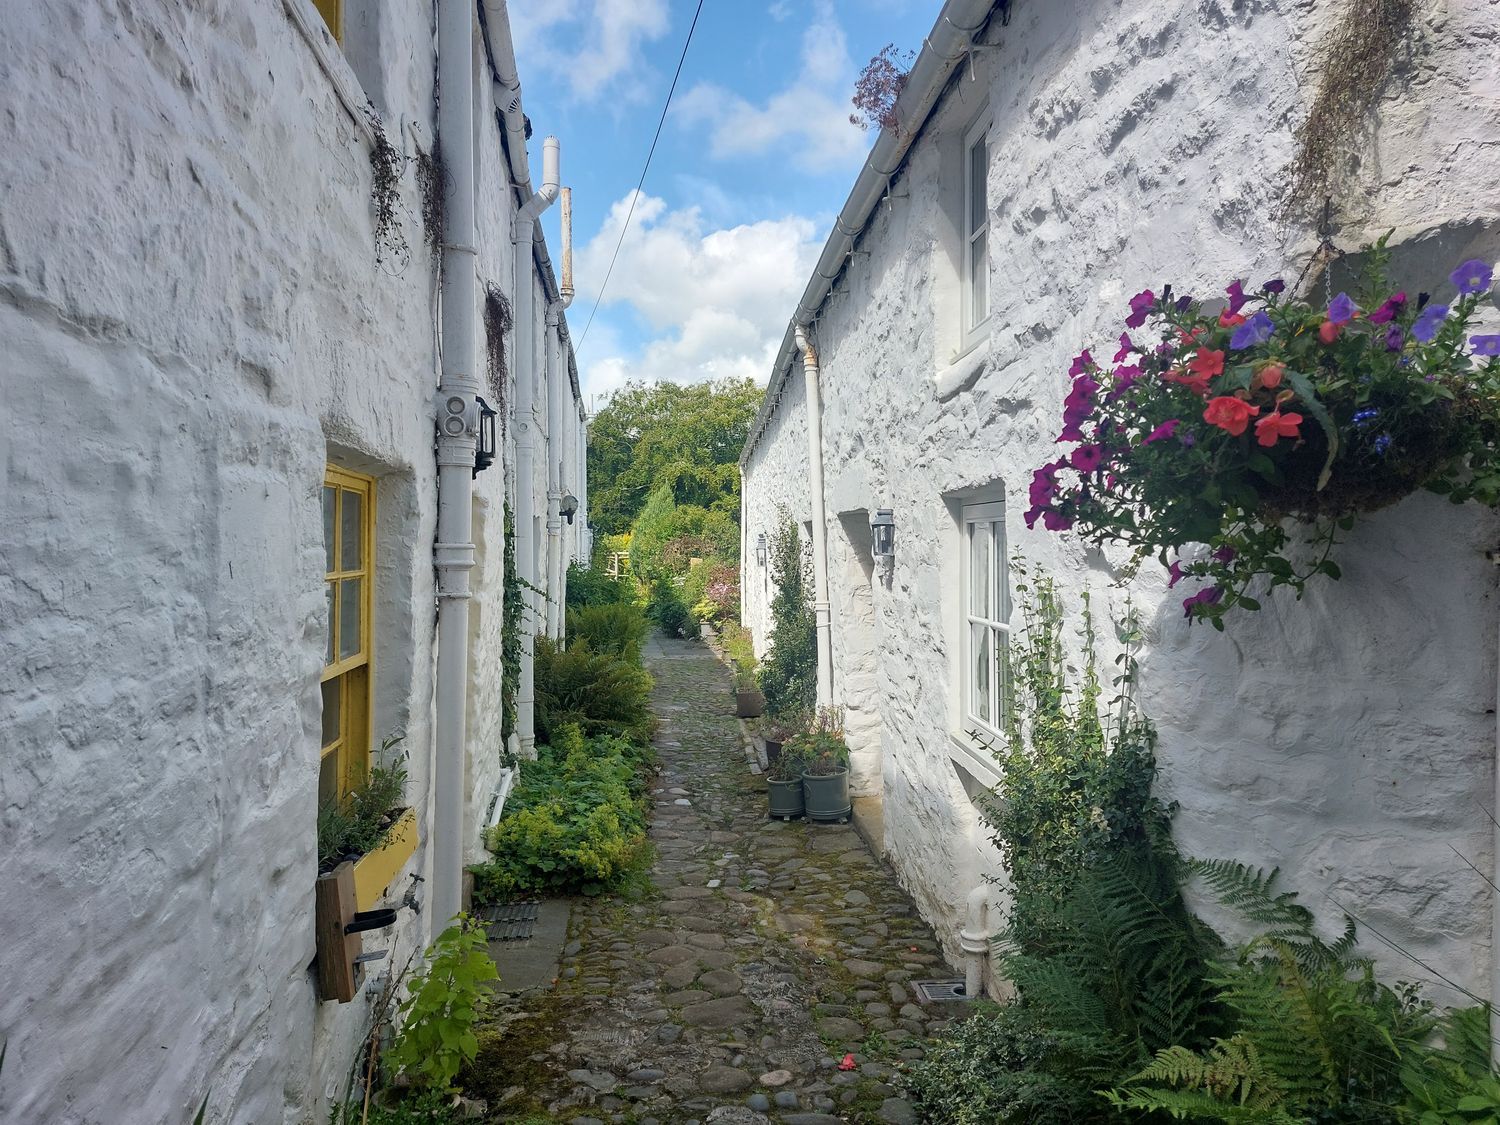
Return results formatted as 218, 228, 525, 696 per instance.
545, 187, 575, 640
431, 0, 480, 927
794, 326, 834, 710
740, 0, 996, 467
512, 136, 560, 758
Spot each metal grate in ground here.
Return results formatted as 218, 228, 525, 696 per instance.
912, 978, 974, 1003
474, 901, 541, 941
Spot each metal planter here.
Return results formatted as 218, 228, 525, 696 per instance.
767, 777, 804, 820
801, 768, 850, 823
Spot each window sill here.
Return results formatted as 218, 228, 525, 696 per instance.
948, 732, 1004, 797
281, 0, 378, 147
934, 335, 991, 401
352, 807, 419, 910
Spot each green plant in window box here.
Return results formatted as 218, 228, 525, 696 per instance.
317, 735, 408, 871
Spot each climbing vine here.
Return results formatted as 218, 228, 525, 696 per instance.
414, 139, 445, 260
1284, 0, 1417, 217
365, 105, 410, 270
500, 503, 522, 743
483, 284, 513, 412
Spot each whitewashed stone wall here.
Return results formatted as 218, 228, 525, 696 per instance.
743, 0, 1500, 1002
0, 2, 579, 1121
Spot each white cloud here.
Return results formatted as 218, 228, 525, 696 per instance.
509, 0, 670, 104
574, 191, 824, 400
675, 0, 868, 172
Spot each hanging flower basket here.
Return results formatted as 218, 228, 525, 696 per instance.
1028, 236, 1500, 628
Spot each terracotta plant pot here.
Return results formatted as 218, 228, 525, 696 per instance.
801, 768, 850, 823
736, 689, 766, 718
767, 777, 804, 820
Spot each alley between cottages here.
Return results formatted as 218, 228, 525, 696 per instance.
472, 636, 955, 1125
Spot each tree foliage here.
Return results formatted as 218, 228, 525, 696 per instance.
758, 518, 817, 720
586, 378, 761, 537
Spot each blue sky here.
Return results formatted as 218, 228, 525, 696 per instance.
509, 0, 935, 406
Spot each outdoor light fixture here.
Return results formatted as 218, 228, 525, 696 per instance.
472, 396, 498, 478
870, 508, 895, 560
755, 533, 768, 567
560, 492, 579, 524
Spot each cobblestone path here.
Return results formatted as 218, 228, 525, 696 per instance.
474, 636, 954, 1125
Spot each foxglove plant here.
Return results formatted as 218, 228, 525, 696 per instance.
1030, 236, 1500, 627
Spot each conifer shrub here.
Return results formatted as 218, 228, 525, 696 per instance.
757, 518, 817, 720
565, 603, 649, 662
534, 637, 654, 746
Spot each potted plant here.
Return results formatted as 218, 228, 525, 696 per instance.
763, 708, 809, 766
1027, 239, 1500, 627
734, 669, 766, 718
797, 709, 851, 823
766, 738, 808, 820
317, 736, 419, 909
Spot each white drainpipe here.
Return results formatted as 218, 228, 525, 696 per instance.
431, 0, 479, 926
513, 137, 560, 758
544, 187, 574, 640
793, 325, 833, 709
959, 885, 993, 999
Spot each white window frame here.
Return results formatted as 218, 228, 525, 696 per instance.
961, 113, 991, 347
958, 499, 1009, 743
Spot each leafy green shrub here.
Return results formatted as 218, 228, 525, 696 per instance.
1400, 1005, 1500, 1123
534, 637, 654, 746
331, 1090, 462, 1124
645, 576, 692, 638
907, 1003, 1098, 1125
718, 621, 758, 678
384, 917, 497, 1093
565, 562, 633, 609
758, 519, 817, 720
317, 737, 408, 869
566, 603, 649, 662
788, 708, 848, 776
631, 483, 739, 580
473, 725, 650, 898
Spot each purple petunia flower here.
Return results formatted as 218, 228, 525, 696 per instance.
1262, 279, 1286, 295
1107, 364, 1142, 401
1472, 335, 1500, 357
1412, 303, 1450, 343
1451, 259, 1494, 296
1182, 586, 1224, 618
1226, 279, 1249, 314
1211, 546, 1237, 564
1041, 509, 1074, 532
1068, 349, 1095, 377
1114, 332, 1135, 363
1374, 434, 1392, 455
1178, 431, 1196, 448
1385, 326, 1404, 352
1126, 289, 1155, 329
1176, 295, 1194, 312
1142, 419, 1180, 445
1070, 444, 1105, 473
1327, 292, 1357, 325
1368, 292, 1407, 325
1167, 560, 1184, 588
1230, 310, 1275, 350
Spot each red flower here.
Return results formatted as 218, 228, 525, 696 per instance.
1164, 367, 1213, 396
1252, 362, 1285, 391
1254, 410, 1303, 447
1188, 347, 1225, 379
1203, 395, 1260, 436
1218, 309, 1247, 328
1318, 320, 1341, 344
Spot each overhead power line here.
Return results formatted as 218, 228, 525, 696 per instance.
574, 0, 705, 354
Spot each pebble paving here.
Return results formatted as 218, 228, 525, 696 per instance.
474, 636, 954, 1124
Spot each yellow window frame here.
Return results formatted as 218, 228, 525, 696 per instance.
311, 0, 342, 42
321, 466, 375, 805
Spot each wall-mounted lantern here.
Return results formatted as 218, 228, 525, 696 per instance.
870, 508, 895, 561
472, 396, 498, 478
560, 492, 579, 524
755, 533, 768, 567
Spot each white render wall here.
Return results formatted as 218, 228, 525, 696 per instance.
743, 0, 1500, 1002
0, 2, 581, 1122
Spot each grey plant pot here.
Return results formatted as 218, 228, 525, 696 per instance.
802, 768, 851, 822
767, 777, 804, 820
736, 689, 766, 718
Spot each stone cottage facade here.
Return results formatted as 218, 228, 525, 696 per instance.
741, 0, 1500, 1005
0, 1, 585, 1121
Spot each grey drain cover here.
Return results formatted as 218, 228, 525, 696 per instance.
474, 902, 540, 941
912, 979, 973, 1003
